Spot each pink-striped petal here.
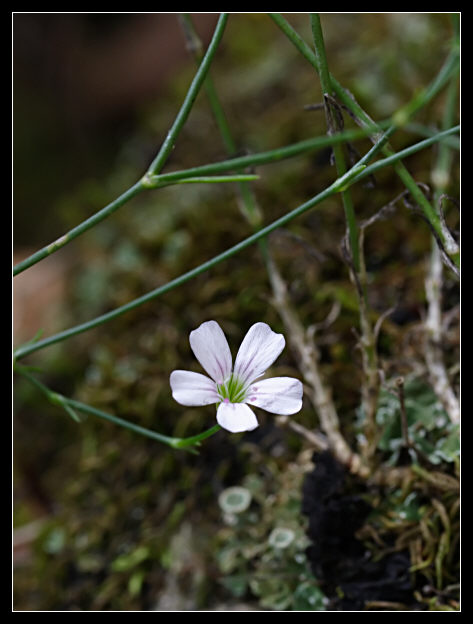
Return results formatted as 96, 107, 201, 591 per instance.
245, 376, 303, 415
189, 320, 233, 384
216, 401, 259, 433
233, 322, 285, 385
170, 370, 219, 406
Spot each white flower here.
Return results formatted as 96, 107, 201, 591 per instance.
170, 320, 303, 433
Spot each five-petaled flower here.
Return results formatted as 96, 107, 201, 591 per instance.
170, 320, 303, 433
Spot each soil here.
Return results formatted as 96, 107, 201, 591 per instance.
302, 451, 422, 611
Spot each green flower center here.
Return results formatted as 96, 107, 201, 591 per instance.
217, 373, 248, 404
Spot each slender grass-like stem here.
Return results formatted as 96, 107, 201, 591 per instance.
171, 424, 221, 449
13, 180, 341, 360
432, 75, 459, 194
145, 125, 392, 186
392, 43, 460, 127
65, 398, 220, 450
403, 122, 459, 149
179, 13, 262, 228
13, 14, 228, 278
17, 111, 453, 279
13, 124, 458, 361
310, 13, 359, 270
13, 181, 144, 276
146, 120, 454, 190
15, 364, 221, 450
146, 13, 229, 176
269, 13, 460, 267
148, 174, 260, 189
351, 126, 459, 179
13, 123, 395, 278
310, 14, 378, 460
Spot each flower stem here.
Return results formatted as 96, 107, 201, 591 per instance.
172, 425, 221, 449
15, 364, 220, 450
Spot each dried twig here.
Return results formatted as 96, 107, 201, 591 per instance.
341, 230, 380, 463
424, 243, 460, 424
266, 252, 367, 476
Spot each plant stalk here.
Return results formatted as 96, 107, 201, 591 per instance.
14, 125, 459, 361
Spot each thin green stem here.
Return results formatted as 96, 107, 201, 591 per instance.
269, 13, 460, 267
13, 122, 394, 278
172, 424, 221, 449
270, 13, 458, 133
147, 174, 260, 189
65, 398, 221, 450
13, 181, 144, 276
11, 180, 336, 360
179, 13, 262, 228
15, 364, 221, 450
404, 122, 459, 149
392, 45, 460, 127
146, 13, 229, 176
330, 53, 459, 264
310, 13, 359, 270
311, 14, 379, 461
14, 124, 458, 361
432, 75, 459, 194
146, 124, 393, 186
13, 14, 228, 278
349, 126, 459, 180
179, 13, 236, 155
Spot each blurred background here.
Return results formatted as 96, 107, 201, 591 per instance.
13, 13, 458, 611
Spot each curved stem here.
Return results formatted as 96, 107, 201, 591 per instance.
13, 181, 144, 276
269, 13, 460, 266
15, 364, 221, 450
13, 14, 229, 278
146, 13, 229, 176
65, 397, 220, 450
179, 13, 262, 228
13, 124, 392, 278
13, 124, 458, 361
310, 13, 359, 271
172, 424, 221, 449
145, 124, 392, 186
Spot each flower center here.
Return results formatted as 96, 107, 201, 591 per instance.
217, 373, 248, 404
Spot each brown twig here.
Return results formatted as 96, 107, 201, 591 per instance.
266, 251, 367, 476
423, 243, 460, 425
342, 228, 380, 464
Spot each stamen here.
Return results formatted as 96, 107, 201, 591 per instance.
217, 373, 249, 404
